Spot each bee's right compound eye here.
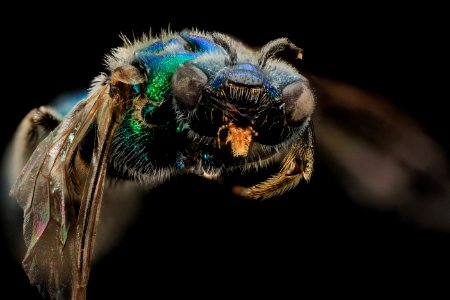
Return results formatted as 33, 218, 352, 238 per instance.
172, 64, 208, 109
281, 80, 315, 124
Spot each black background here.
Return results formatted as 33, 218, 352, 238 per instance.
1, 4, 449, 298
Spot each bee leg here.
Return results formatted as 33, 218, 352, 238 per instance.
8, 106, 61, 177
233, 124, 314, 200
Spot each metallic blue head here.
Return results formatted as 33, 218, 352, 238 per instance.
171, 35, 315, 151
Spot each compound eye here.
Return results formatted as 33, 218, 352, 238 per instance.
172, 64, 208, 109
281, 80, 315, 124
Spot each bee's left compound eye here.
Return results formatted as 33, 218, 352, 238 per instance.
172, 64, 208, 109
281, 80, 315, 124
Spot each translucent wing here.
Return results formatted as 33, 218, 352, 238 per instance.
71, 85, 123, 300
310, 75, 450, 231
10, 83, 119, 300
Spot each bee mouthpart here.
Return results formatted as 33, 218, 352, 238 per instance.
217, 122, 258, 157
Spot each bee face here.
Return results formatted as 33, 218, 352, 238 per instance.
172, 35, 315, 162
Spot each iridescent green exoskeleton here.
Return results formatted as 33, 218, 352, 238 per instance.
9, 30, 315, 299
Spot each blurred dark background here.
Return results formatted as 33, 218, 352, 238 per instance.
1, 4, 449, 298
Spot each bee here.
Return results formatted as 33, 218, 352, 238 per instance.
7, 29, 315, 299
6, 28, 450, 300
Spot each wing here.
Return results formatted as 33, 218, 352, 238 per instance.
71, 85, 122, 300
10, 65, 144, 300
310, 74, 450, 231
10, 85, 109, 299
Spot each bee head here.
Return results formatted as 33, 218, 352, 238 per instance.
172, 34, 315, 157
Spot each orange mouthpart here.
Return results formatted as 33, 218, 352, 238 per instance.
217, 122, 258, 157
